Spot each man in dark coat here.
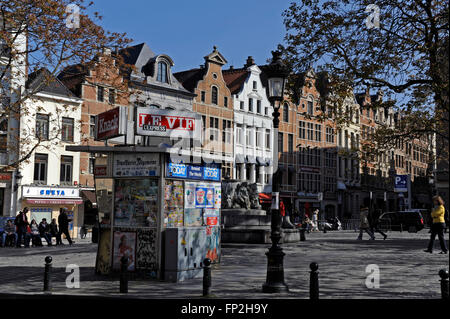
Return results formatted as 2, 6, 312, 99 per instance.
369, 209, 388, 240
14, 207, 30, 248
58, 208, 73, 245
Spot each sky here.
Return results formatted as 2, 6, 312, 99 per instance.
88, 0, 294, 72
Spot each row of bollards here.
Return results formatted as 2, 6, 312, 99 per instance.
42, 256, 449, 299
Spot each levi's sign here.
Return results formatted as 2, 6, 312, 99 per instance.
136, 107, 202, 139
95, 107, 127, 140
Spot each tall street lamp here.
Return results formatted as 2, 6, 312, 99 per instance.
262, 50, 290, 293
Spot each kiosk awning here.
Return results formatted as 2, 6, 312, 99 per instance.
26, 198, 83, 205
235, 154, 245, 164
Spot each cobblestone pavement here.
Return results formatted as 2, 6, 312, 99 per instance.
0, 231, 448, 299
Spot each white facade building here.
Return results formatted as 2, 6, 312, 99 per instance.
224, 57, 274, 193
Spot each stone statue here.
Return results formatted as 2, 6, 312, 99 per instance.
248, 183, 261, 209
222, 180, 260, 210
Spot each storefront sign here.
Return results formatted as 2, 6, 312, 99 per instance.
113, 153, 160, 177
0, 172, 11, 181
166, 163, 221, 181
95, 106, 127, 140
136, 108, 202, 139
22, 186, 80, 198
94, 166, 108, 177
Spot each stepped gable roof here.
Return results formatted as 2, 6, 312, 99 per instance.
173, 68, 206, 93
222, 67, 248, 95
28, 68, 77, 99
57, 63, 89, 97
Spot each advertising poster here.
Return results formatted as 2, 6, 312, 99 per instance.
204, 208, 220, 226
205, 186, 215, 208
114, 179, 158, 227
214, 183, 221, 209
195, 184, 208, 208
184, 209, 203, 227
113, 231, 136, 271
95, 228, 111, 275
205, 226, 220, 263
184, 182, 196, 209
164, 180, 184, 228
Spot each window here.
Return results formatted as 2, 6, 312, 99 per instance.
253, 81, 257, 90
202, 115, 206, 144
211, 86, 218, 105
236, 124, 243, 145
248, 98, 253, 112
265, 129, 270, 149
307, 122, 314, 140
157, 61, 168, 83
288, 134, 293, 153
34, 154, 48, 184
222, 120, 231, 143
257, 100, 261, 114
315, 124, 322, 142
283, 103, 289, 122
326, 127, 334, 143
201, 91, 206, 102
61, 117, 74, 142
240, 101, 244, 110
109, 89, 115, 104
307, 100, 314, 115
224, 96, 228, 107
209, 117, 219, 141
265, 107, 269, 116
97, 86, 104, 102
36, 114, 49, 140
60, 156, 73, 184
256, 128, 262, 148
89, 155, 95, 174
299, 121, 306, 139
0, 117, 7, 152
90, 116, 96, 138
246, 127, 252, 145
278, 132, 283, 152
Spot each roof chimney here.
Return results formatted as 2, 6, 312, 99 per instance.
244, 56, 255, 68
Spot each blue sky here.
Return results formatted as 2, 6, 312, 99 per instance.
88, 0, 294, 72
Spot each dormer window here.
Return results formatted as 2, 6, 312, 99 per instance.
157, 61, 168, 83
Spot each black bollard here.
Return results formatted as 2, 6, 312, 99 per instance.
309, 262, 319, 300
439, 269, 449, 300
203, 258, 212, 297
120, 255, 129, 293
43, 256, 52, 292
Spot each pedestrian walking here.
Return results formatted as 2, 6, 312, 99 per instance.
50, 218, 62, 245
370, 209, 387, 240
58, 208, 74, 245
424, 196, 448, 254
14, 207, 31, 248
312, 209, 319, 232
357, 205, 375, 240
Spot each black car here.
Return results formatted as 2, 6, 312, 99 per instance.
379, 211, 425, 232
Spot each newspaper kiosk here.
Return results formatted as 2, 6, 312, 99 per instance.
71, 145, 221, 282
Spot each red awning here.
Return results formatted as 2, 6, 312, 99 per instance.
26, 198, 83, 205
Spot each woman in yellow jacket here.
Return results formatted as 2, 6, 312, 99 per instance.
424, 196, 448, 254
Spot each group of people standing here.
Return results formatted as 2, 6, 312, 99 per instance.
1, 207, 73, 248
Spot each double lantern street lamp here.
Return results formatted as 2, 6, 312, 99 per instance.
262, 51, 290, 293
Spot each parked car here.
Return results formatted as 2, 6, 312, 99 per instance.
379, 211, 425, 232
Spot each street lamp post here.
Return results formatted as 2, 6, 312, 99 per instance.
262, 51, 290, 293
